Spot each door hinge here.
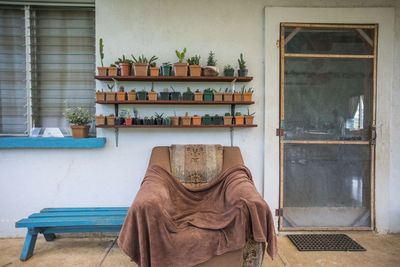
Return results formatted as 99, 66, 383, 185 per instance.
370, 125, 376, 145
276, 128, 284, 136
275, 208, 283, 217
276, 40, 280, 48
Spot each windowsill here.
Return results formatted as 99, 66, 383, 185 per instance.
0, 137, 106, 148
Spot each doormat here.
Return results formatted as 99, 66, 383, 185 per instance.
287, 234, 366, 251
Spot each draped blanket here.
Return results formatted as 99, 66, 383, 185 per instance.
118, 164, 277, 267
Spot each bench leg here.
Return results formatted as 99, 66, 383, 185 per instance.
44, 233, 56, 241
20, 228, 38, 261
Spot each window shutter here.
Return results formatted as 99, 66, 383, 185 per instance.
30, 7, 95, 130
0, 6, 27, 135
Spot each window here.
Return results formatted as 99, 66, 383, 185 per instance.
0, 5, 95, 136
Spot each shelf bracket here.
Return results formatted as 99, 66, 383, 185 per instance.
112, 77, 118, 92
231, 78, 236, 93
230, 127, 234, 147
115, 127, 119, 147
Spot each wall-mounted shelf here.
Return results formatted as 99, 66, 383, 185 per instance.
96, 125, 257, 129
95, 76, 253, 82
96, 100, 254, 105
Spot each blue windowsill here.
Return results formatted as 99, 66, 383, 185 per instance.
0, 137, 106, 148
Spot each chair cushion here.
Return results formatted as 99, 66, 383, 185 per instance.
170, 144, 223, 185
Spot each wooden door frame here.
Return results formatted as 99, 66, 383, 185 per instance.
278, 23, 378, 231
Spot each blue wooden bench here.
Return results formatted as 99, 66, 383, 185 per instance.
15, 207, 129, 261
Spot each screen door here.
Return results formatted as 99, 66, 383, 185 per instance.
279, 23, 377, 230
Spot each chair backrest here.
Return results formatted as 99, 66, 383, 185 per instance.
169, 144, 223, 186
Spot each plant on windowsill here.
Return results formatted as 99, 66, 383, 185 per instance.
194, 89, 203, 101
97, 38, 107, 76
237, 53, 248, 77
203, 51, 219, 76
105, 84, 115, 101
187, 55, 201, 77
223, 87, 233, 102
174, 48, 188, 76
170, 86, 181, 100
223, 112, 233, 125
244, 108, 255, 125
234, 111, 244, 125
213, 88, 223, 101
181, 112, 191, 126
115, 55, 133, 76
192, 114, 202, 125
160, 62, 172, 76
183, 87, 194, 101
64, 105, 93, 138
128, 89, 136, 101
223, 64, 235, 77
148, 82, 158, 101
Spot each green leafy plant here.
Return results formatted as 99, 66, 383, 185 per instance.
186, 87, 192, 93
175, 48, 187, 63
64, 105, 92, 126
155, 112, 164, 119
187, 55, 200, 65
131, 54, 158, 65
162, 62, 171, 66
240, 85, 246, 93
133, 108, 138, 118
119, 86, 125, 92
185, 111, 189, 117
115, 55, 133, 64
247, 87, 254, 93
127, 110, 132, 118
225, 112, 231, 116
238, 53, 246, 70
204, 88, 213, 93
110, 64, 117, 67
99, 38, 104, 67
140, 88, 146, 92
224, 64, 234, 71
207, 51, 217, 66
195, 89, 201, 93
170, 86, 176, 92
107, 84, 114, 91
247, 108, 255, 116
108, 113, 114, 117
235, 111, 242, 116
130, 89, 136, 92
225, 87, 232, 93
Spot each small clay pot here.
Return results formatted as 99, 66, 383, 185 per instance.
181, 116, 191, 126
105, 92, 116, 102
96, 92, 105, 101
189, 65, 202, 77
106, 116, 115, 126
70, 125, 89, 138
148, 91, 158, 101
234, 116, 244, 125
233, 93, 242, 102
174, 63, 188, 77
170, 116, 179, 126
134, 63, 149, 76
116, 92, 126, 101
127, 92, 137, 101
149, 67, 160, 76
244, 115, 254, 125
213, 92, 223, 101
192, 116, 202, 126
108, 67, 118, 76
194, 92, 203, 101
125, 118, 133, 126
97, 67, 107, 76
224, 116, 233, 125
95, 116, 106, 126
119, 63, 131, 76
243, 93, 253, 102
223, 92, 233, 102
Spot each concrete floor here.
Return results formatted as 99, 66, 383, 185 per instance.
0, 233, 399, 267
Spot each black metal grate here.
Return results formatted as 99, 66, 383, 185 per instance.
287, 234, 366, 251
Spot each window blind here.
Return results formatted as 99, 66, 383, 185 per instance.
0, 6, 27, 135
30, 7, 95, 130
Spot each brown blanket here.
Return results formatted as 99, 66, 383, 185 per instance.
118, 148, 277, 267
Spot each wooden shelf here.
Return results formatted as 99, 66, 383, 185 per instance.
96, 100, 254, 105
96, 125, 257, 128
95, 76, 253, 82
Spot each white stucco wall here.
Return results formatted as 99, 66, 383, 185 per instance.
0, 0, 399, 237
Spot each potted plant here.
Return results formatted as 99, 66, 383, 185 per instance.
106, 113, 115, 126
105, 84, 115, 101
137, 88, 147, 100
164, 116, 171, 126
149, 56, 159, 76
160, 62, 172, 76
243, 87, 253, 102
128, 89, 136, 101
115, 115, 125, 126
154, 112, 164, 125
212, 114, 223, 125
96, 89, 105, 101
108, 64, 118, 76
203, 51, 219, 76
64, 105, 92, 138
234, 111, 244, 125
133, 108, 138, 125
213, 88, 223, 101
97, 38, 107, 76
143, 116, 149, 125
181, 112, 191, 126
124, 109, 133, 126
203, 88, 213, 101
223, 87, 233, 102
183, 87, 194, 101
132, 54, 158, 76
116, 86, 126, 101
170, 86, 181, 100
223, 64, 235, 77
187, 55, 201, 77
174, 48, 188, 76
170, 116, 179, 126
245, 109, 255, 125
233, 87, 243, 102
194, 89, 203, 101
192, 114, 202, 126
237, 53, 248, 77
148, 83, 158, 101
115, 55, 132, 76
223, 112, 233, 125
203, 114, 212, 125
160, 88, 170, 101
95, 114, 105, 126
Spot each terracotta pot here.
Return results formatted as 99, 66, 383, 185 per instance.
148, 91, 158, 101
133, 62, 149, 76
233, 93, 242, 102
234, 116, 244, 125
125, 118, 133, 126
244, 115, 254, 125
119, 63, 131, 76
116, 92, 126, 101
194, 92, 203, 101
108, 67, 118, 76
127, 92, 137, 101
149, 67, 160, 76
181, 116, 191, 126
224, 116, 233, 125
96, 92, 105, 101
192, 116, 202, 125
70, 125, 89, 138
97, 67, 107, 76
174, 63, 188, 77
170, 116, 179, 126
243, 93, 253, 102
214, 92, 223, 101
95, 116, 106, 126
105, 92, 116, 101
106, 116, 115, 126
223, 92, 233, 102
189, 65, 202, 76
